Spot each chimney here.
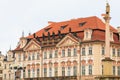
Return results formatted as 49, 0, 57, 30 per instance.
33, 33, 36, 38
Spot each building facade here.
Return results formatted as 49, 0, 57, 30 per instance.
3, 16, 120, 80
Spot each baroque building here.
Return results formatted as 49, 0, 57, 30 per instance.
3, 16, 120, 80
3, 3, 120, 80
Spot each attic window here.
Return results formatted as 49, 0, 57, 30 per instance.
79, 22, 86, 27
44, 27, 52, 32
60, 25, 68, 30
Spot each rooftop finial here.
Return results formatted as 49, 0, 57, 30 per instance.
105, 0, 110, 17
22, 30, 24, 37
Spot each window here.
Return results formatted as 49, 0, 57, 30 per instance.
28, 69, 30, 78
67, 67, 71, 76
86, 32, 88, 38
113, 66, 115, 75
112, 48, 115, 56
49, 51, 52, 58
23, 70, 25, 78
0, 70, 2, 74
37, 53, 40, 60
82, 48, 85, 56
118, 66, 120, 76
73, 48, 77, 56
89, 47, 92, 55
4, 64, 6, 69
62, 50, 65, 57
4, 74, 6, 79
44, 52, 47, 59
49, 68, 52, 77
62, 67, 65, 76
82, 65, 85, 75
28, 54, 31, 60
68, 49, 71, 57
102, 47, 105, 55
44, 68, 47, 77
9, 74, 11, 80
55, 50, 58, 58
54, 67, 58, 76
117, 49, 120, 57
73, 66, 77, 76
88, 65, 92, 75
32, 54, 35, 60
37, 69, 39, 77
32, 69, 35, 77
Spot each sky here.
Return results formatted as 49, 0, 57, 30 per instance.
0, 0, 120, 55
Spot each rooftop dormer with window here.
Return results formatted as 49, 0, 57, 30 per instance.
83, 28, 92, 41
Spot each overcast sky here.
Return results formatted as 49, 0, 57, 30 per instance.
0, 0, 120, 55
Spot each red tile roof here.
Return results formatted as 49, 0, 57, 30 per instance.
27, 16, 117, 38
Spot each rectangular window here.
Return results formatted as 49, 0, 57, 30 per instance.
4, 74, 6, 79
23, 70, 25, 78
0, 70, 2, 74
28, 69, 30, 78
44, 68, 47, 77
68, 49, 71, 57
73, 48, 77, 56
112, 48, 115, 56
67, 67, 71, 76
28, 54, 31, 61
44, 52, 47, 59
118, 66, 120, 76
82, 48, 85, 56
82, 65, 85, 75
62, 50, 65, 57
4, 64, 6, 69
37, 69, 39, 77
54, 67, 58, 76
73, 66, 77, 76
32, 54, 35, 60
88, 65, 92, 75
55, 50, 58, 58
49, 51, 52, 58
62, 67, 65, 76
32, 69, 35, 77
102, 47, 105, 55
113, 66, 115, 75
117, 49, 120, 57
49, 68, 52, 77
37, 53, 40, 60
89, 47, 92, 55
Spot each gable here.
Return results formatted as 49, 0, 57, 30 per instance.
56, 34, 79, 47
24, 39, 41, 51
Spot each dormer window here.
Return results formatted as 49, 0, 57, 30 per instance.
83, 29, 92, 40
60, 25, 68, 30
79, 22, 86, 27
44, 27, 52, 32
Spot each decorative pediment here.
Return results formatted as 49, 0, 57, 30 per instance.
24, 39, 41, 51
56, 33, 79, 47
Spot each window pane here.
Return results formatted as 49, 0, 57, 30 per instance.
68, 49, 71, 57
73, 48, 77, 56
89, 47, 92, 55
82, 48, 85, 56
62, 50, 65, 57
82, 65, 85, 75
